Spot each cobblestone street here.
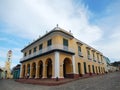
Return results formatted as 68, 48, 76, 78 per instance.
0, 71, 120, 90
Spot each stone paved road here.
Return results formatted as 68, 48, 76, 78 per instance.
0, 71, 120, 90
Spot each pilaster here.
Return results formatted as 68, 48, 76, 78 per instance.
35, 62, 39, 78
72, 55, 76, 74
54, 51, 60, 78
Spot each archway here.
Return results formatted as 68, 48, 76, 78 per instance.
32, 62, 36, 78
63, 58, 73, 78
38, 61, 43, 78
78, 63, 82, 76
46, 59, 52, 78
27, 64, 30, 78
83, 62, 87, 74
88, 65, 91, 73
98, 66, 100, 73
92, 65, 95, 74
96, 66, 98, 74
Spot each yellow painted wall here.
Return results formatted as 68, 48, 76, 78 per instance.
21, 30, 106, 78
21, 53, 55, 78
59, 52, 73, 77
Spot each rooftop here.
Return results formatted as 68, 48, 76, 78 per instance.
21, 25, 73, 52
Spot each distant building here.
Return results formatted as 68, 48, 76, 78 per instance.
12, 64, 20, 79
0, 67, 6, 79
103, 56, 111, 73
20, 26, 106, 79
111, 61, 120, 71
111, 61, 120, 66
0, 68, 3, 79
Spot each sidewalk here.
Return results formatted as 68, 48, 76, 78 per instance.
16, 73, 106, 86
1, 71, 120, 90
16, 78, 74, 86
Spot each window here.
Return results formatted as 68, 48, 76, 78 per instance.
24, 52, 27, 57
78, 46, 83, 57
8, 58, 10, 61
101, 55, 103, 62
39, 44, 43, 50
87, 50, 91, 60
63, 38, 68, 46
34, 47, 37, 52
87, 50, 90, 55
29, 50, 31, 55
93, 52, 94, 58
92, 52, 96, 62
97, 54, 100, 63
97, 54, 99, 60
78, 46, 81, 52
47, 39, 52, 46
63, 38, 68, 50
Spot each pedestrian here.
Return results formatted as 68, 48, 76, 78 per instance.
27, 73, 29, 79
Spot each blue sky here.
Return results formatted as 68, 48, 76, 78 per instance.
0, 0, 120, 69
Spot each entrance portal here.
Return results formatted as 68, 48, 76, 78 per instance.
63, 58, 73, 78
38, 61, 43, 78
46, 59, 52, 78
32, 62, 36, 78
78, 63, 82, 76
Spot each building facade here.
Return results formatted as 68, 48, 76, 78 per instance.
0, 68, 4, 79
20, 26, 105, 79
12, 64, 20, 79
103, 56, 111, 73
0, 67, 6, 79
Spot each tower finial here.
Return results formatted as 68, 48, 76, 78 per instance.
56, 24, 58, 27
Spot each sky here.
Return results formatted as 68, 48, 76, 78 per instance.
0, 0, 120, 69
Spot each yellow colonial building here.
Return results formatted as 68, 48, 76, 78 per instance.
20, 26, 105, 79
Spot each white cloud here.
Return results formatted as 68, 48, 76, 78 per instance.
1, 0, 120, 64
94, 0, 120, 62
0, 0, 102, 44
107, 26, 120, 59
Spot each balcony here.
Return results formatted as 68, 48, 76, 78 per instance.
98, 61, 101, 64
88, 55, 92, 60
20, 44, 75, 62
93, 59, 96, 62
78, 51, 83, 57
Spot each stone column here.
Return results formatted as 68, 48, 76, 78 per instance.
25, 65, 27, 78
35, 62, 39, 79
54, 51, 60, 78
29, 63, 33, 78
42, 62, 47, 78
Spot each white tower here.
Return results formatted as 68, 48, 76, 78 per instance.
5, 50, 12, 78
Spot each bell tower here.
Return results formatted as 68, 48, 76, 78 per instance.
5, 50, 12, 78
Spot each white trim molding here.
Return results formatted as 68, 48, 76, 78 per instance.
54, 51, 60, 78
72, 55, 76, 74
